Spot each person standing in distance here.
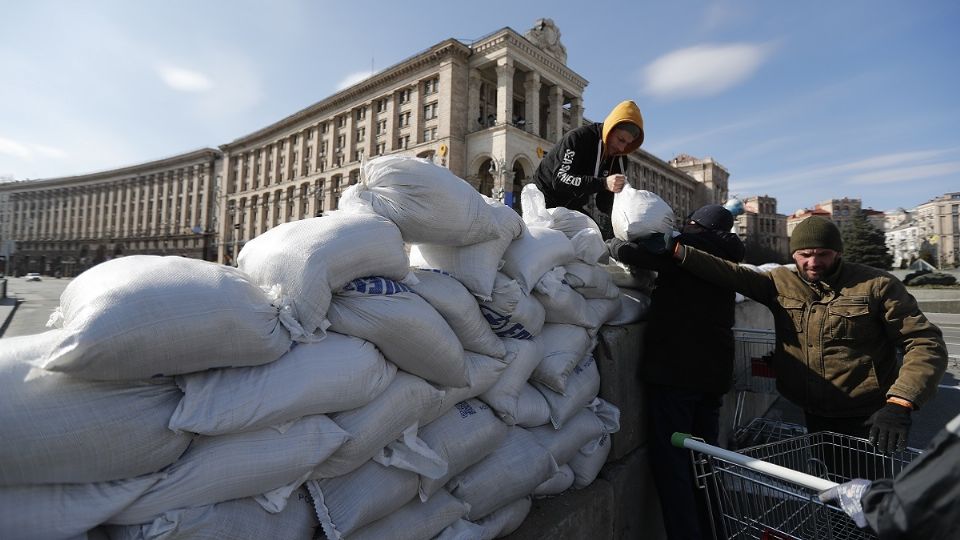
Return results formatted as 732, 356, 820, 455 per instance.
532, 99, 644, 238
660, 216, 947, 452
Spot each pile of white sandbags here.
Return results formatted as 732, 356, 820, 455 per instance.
0, 156, 648, 540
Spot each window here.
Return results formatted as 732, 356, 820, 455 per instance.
423, 127, 437, 141
377, 99, 388, 113
356, 127, 365, 142
423, 102, 438, 120
353, 149, 364, 162
321, 122, 328, 133
376, 142, 386, 155
336, 135, 345, 149
423, 77, 439, 94
337, 116, 346, 128
398, 135, 409, 149
399, 112, 411, 127
355, 107, 367, 121
291, 134, 298, 144
399, 88, 412, 104
377, 119, 387, 135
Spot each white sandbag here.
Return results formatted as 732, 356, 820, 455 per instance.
479, 338, 543, 425
585, 297, 624, 332
105, 486, 317, 540
409, 199, 524, 301
604, 289, 651, 326
446, 426, 556, 520
426, 352, 508, 425
347, 489, 468, 540
610, 184, 676, 241
501, 226, 576, 294
0, 474, 163, 540
418, 399, 508, 500
534, 270, 593, 328
308, 461, 418, 540
314, 372, 445, 478
478, 273, 545, 340
569, 433, 612, 489
328, 277, 468, 387
532, 464, 575, 497
237, 211, 413, 339
545, 207, 601, 238
434, 519, 486, 540
533, 355, 601, 429
1, 331, 191, 486
515, 383, 552, 428
529, 408, 605, 466
569, 228, 607, 264
562, 262, 619, 299
408, 269, 505, 358
169, 332, 396, 436
473, 496, 532, 539
530, 324, 592, 394
109, 415, 347, 525
42, 256, 292, 380
342, 155, 501, 246
520, 183, 553, 227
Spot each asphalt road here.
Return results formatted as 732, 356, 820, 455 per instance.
2, 275, 959, 449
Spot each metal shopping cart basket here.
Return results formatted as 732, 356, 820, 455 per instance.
673, 431, 920, 540
731, 328, 806, 447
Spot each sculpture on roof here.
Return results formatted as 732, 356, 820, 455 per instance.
526, 18, 567, 63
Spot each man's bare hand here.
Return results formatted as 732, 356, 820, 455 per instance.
606, 174, 626, 193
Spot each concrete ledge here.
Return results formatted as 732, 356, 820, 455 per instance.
918, 300, 960, 314
599, 446, 666, 540
595, 322, 648, 460
504, 474, 615, 539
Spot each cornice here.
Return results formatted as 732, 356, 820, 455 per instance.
224, 39, 472, 151
0, 148, 220, 193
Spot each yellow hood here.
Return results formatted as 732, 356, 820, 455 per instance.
602, 100, 644, 154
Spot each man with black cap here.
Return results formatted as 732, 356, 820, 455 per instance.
607, 203, 744, 540
663, 215, 947, 453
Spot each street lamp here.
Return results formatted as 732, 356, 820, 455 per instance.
488, 157, 506, 203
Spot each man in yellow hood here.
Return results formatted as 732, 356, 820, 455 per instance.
532, 99, 644, 237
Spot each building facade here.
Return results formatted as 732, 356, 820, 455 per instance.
0, 19, 711, 273
913, 192, 960, 268
0, 150, 219, 277
733, 195, 789, 261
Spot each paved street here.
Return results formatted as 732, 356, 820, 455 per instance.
1, 275, 71, 339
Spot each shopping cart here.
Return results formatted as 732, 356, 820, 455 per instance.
673, 431, 920, 540
731, 328, 804, 447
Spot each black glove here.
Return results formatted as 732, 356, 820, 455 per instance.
606, 238, 628, 261
639, 231, 677, 255
866, 402, 912, 453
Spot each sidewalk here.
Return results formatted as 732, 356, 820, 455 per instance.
0, 296, 19, 337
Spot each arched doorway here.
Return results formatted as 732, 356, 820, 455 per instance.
477, 158, 495, 198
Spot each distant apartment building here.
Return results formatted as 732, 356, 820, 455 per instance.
913, 192, 960, 267
0, 19, 715, 274
786, 207, 831, 237
813, 197, 862, 231
733, 195, 789, 261
885, 218, 921, 268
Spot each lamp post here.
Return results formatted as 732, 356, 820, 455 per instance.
488, 157, 506, 203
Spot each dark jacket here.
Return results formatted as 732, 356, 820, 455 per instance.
678, 247, 947, 416
612, 229, 745, 394
862, 412, 960, 539
532, 123, 626, 216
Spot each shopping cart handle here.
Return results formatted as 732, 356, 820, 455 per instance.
669, 432, 839, 493
671, 432, 694, 448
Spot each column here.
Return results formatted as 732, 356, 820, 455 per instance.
496, 58, 514, 126
524, 71, 541, 135
571, 96, 584, 129
549, 86, 564, 142
468, 69, 482, 131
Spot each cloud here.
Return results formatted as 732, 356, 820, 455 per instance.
641, 43, 773, 99
850, 161, 960, 184
156, 65, 214, 92
336, 71, 374, 91
0, 136, 68, 161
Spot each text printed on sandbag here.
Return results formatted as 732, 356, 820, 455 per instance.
343, 277, 412, 295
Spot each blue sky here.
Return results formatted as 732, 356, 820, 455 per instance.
2, 1, 957, 214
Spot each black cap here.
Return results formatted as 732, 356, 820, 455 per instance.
690, 204, 734, 231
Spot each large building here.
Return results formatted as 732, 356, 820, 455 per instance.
733, 195, 789, 262
913, 191, 960, 267
0, 19, 724, 275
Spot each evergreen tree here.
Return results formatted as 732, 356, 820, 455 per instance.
840, 211, 893, 269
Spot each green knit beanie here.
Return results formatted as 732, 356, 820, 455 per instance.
790, 216, 843, 253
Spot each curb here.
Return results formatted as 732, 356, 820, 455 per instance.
0, 299, 20, 338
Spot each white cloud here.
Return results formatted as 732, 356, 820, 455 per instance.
642, 43, 773, 99
336, 71, 374, 91
850, 161, 960, 184
156, 65, 214, 92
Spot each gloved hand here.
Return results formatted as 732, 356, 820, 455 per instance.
605, 237, 628, 261
866, 402, 912, 453
818, 478, 872, 528
639, 231, 677, 255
